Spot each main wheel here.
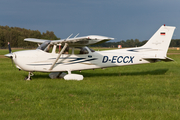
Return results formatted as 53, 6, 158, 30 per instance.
24, 76, 32, 80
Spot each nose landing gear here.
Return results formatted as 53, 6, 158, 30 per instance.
24, 72, 34, 80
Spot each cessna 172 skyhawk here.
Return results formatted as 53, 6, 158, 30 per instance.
5, 25, 176, 80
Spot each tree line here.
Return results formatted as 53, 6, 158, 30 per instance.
0, 25, 180, 48
0, 25, 59, 48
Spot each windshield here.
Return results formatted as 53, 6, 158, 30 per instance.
88, 47, 95, 52
37, 41, 51, 51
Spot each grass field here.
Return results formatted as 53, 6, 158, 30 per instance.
0, 48, 180, 119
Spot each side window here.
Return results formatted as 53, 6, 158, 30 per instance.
89, 47, 95, 52
57, 46, 70, 54
79, 47, 89, 54
45, 44, 53, 53
54, 46, 89, 54
70, 47, 89, 54
63, 46, 69, 54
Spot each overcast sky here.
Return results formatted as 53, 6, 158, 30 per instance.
0, 0, 180, 41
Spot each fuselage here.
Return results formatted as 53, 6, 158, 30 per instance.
12, 47, 152, 72
4, 25, 175, 80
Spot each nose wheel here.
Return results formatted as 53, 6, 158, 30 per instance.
24, 72, 34, 80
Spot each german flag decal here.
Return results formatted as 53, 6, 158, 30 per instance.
160, 32, 166, 35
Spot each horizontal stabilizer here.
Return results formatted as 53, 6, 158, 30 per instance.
163, 57, 174, 61
143, 57, 174, 62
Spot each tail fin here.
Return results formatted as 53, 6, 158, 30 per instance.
142, 25, 176, 56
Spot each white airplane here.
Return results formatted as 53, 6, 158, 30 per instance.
5, 25, 176, 80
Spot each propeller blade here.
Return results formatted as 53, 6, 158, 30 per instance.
4, 53, 14, 67
10, 58, 14, 67
4, 53, 13, 58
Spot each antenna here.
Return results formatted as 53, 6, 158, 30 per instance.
66, 33, 73, 39
64, 34, 73, 41
74, 33, 79, 38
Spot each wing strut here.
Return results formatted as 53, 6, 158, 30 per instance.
49, 43, 68, 70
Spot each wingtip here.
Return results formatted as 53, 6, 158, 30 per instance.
110, 37, 115, 40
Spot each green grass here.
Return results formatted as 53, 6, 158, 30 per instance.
168, 48, 180, 53
1, 48, 180, 119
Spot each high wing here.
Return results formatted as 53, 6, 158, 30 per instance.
24, 38, 49, 43
24, 35, 114, 47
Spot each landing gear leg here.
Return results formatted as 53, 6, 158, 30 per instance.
24, 72, 34, 80
68, 71, 71, 74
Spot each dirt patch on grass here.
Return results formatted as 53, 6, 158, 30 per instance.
0, 55, 6, 58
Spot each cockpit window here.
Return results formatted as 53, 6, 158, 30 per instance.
89, 47, 95, 52
79, 47, 89, 54
37, 41, 51, 51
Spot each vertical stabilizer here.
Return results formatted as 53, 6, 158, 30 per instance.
142, 25, 176, 56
